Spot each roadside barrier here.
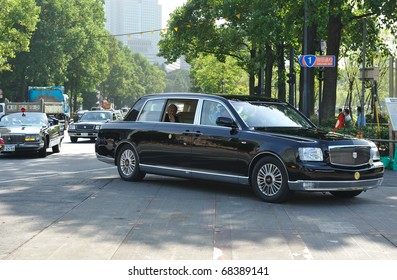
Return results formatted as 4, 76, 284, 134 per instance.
371, 139, 397, 171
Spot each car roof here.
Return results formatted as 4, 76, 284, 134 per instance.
143, 92, 283, 104
5, 112, 46, 116
85, 110, 112, 113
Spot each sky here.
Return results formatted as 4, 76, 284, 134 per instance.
158, 0, 187, 28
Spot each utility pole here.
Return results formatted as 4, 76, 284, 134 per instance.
389, 58, 394, 97
395, 59, 397, 98
288, 46, 295, 107
360, 18, 366, 127
302, 0, 310, 117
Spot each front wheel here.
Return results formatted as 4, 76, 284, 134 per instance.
251, 156, 291, 203
117, 145, 146, 181
38, 139, 47, 158
330, 190, 363, 198
52, 141, 61, 153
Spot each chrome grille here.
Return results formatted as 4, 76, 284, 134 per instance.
2, 134, 25, 144
76, 124, 95, 130
329, 145, 371, 166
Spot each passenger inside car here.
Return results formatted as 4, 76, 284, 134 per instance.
164, 104, 181, 122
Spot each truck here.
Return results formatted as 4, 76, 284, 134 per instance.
28, 86, 70, 120
2, 98, 68, 130
3, 99, 65, 115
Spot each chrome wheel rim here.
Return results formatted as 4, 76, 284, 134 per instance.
120, 149, 136, 176
257, 163, 282, 196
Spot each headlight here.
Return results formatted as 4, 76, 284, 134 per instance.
299, 147, 323, 161
25, 134, 40, 141
95, 125, 101, 130
69, 123, 75, 129
370, 144, 380, 161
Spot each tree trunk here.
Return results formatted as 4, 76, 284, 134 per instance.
276, 44, 286, 102
264, 44, 274, 98
249, 72, 255, 95
321, 1, 343, 122
249, 49, 256, 95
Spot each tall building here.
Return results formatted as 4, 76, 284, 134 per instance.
104, 0, 164, 65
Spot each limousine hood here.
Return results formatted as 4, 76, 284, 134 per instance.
253, 127, 356, 142
0, 126, 43, 135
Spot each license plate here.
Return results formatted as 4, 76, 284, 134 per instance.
81, 133, 88, 136
4, 145, 16, 152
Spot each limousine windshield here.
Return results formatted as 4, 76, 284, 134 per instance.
231, 101, 314, 128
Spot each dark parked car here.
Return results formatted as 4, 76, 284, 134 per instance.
95, 93, 384, 203
68, 110, 123, 143
0, 111, 64, 157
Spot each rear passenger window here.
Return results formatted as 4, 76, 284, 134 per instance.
163, 99, 198, 124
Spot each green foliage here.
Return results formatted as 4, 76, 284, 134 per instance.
158, 0, 291, 94
190, 54, 249, 94
164, 69, 192, 93
132, 53, 166, 95
0, 0, 166, 111
0, 0, 40, 72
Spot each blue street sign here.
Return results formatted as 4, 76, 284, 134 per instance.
299, 55, 335, 67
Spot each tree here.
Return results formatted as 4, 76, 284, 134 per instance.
0, 0, 109, 103
98, 37, 146, 109
0, 0, 40, 72
132, 53, 166, 95
63, 0, 110, 113
320, 0, 397, 123
164, 69, 191, 93
190, 54, 248, 94
159, 0, 285, 95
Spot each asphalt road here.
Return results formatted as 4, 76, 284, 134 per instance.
1, 135, 397, 260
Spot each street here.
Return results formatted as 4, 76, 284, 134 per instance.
1, 135, 397, 260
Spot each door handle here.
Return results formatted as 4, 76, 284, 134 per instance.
183, 130, 202, 136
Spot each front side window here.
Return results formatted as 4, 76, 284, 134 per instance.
137, 99, 166, 122
201, 100, 232, 126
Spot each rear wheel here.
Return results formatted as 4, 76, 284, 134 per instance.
330, 190, 363, 198
251, 156, 291, 203
117, 144, 146, 181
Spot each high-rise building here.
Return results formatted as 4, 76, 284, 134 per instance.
104, 0, 164, 65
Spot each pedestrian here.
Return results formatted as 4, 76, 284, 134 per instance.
356, 106, 366, 127
334, 108, 345, 132
344, 108, 352, 127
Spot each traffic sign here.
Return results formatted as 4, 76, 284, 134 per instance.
299, 55, 335, 67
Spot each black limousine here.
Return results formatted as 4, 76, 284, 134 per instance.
95, 93, 384, 203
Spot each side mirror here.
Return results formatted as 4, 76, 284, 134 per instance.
216, 117, 237, 128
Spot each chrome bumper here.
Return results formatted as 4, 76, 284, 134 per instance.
288, 177, 383, 191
